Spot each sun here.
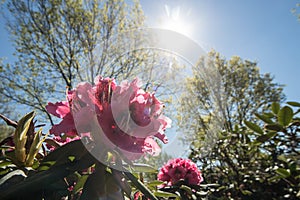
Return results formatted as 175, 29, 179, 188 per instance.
159, 4, 193, 37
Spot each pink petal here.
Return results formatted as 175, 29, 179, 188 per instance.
46, 101, 70, 118
49, 113, 77, 136
75, 82, 94, 107
143, 137, 161, 156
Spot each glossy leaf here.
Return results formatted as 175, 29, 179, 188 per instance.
241, 189, 252, 195
130, 163, 157, 173
275, 168, 290, 178
25, 129, 47, 166
244, 120, 263, 134
278, 106, 293, 126
197, 191, 209, 196
147, 180, 164, 187
41, 140, 87, 167
0, 160, 13, 168
80, 164, 124, 200
73, 174, 89, 194
14, 111, 35, 143
0, 169, 26, 186
271, 102, 280, 114
287, 101, 300, 107
13, 111, 35, 163
255, 132, 277, 143
267, 175, 282, 182
0, 153, 94, 199
180, 185, 193, 195
264, 124, 283, 132
154, 191, 179, 198
264, 112, 275, 118
255, 113, 274, 124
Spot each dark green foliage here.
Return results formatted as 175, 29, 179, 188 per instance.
189, 102, 300, 199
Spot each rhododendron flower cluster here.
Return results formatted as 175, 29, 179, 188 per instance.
157, 158, 203, 186
46, 76, 171, 160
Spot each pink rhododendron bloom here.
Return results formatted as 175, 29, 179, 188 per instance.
157, 158, 203, 186
46, 76, 171, 160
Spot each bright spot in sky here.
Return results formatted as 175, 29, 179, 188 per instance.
159, 5, 193, 37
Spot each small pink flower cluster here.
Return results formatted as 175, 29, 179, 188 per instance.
158, 158, 203, 186
46, 76, 171, 160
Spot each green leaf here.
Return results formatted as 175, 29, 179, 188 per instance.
0, 168, 12, 176
275, 168, 290, 178
68, 156, 76, 162
0, 169, 26, 186
38, 161, 56, 171
255, 132, 277, 143
13, 111, 35, 163
73, 174, 89, 194
297, 190, 300, 198
264, 124, 283, 132
268, 175, 282, 182
289, 163, 297, 173
278, 106, 293, 126
199, 183, 220, 188
147, 180, 164, 187
80, 165, 124, 200
271, 102, 280, 114
196, 191, 209, 196
15, 111, 35, 142
264, 112, 275, 118
287, 101, 300, 107
241, 189, 252, 195
154, 191, 179, 198
0, 160, 13, 168
244, 120, 263, 134
42, 140, 87, 167
25, 129, 47, 167
130, 163, 157, 173
0, 153, 95, 199
277, 155, 287, 163
255, 113, 274, 124
180, 185, 193, 195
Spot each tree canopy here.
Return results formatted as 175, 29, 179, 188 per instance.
0, 0, 149, 124
179, 51, 300, 199
180, 50, 285, 153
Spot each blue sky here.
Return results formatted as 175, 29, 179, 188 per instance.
0, 1, 299, 99
140, 0, 300, 101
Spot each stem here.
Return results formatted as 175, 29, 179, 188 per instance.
124, 171, 158, 200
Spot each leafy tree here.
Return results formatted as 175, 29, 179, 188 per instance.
197, 101, 300, 199
0, 0, 150, 124
0, 62, 15, 141
180, 51, 287, 199
180, 50, 284, 153
248, 102, 300, 199
0, 90, 14, 142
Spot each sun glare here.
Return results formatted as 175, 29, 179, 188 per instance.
160, 5, 193, 37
